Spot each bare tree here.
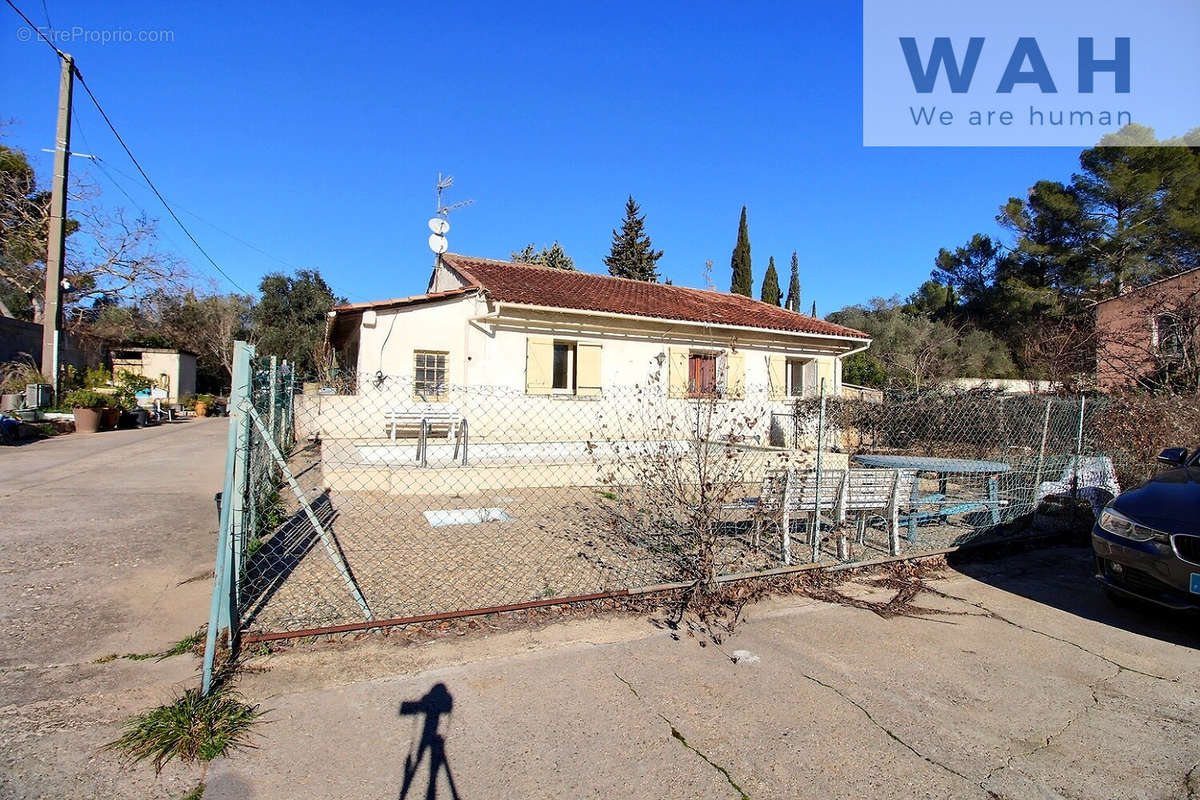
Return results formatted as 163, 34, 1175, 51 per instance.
1096, 279, 1200, 394
0, 148, 189, 320
587, 379, 789, 633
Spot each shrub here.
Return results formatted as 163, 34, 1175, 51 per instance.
83, 365, 113, 389
62, 388, 108, 409
0, 359, 48, 394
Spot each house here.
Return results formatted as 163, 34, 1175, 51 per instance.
1095, 267, 1200, 390
312, 254, 870, 492
327, 253, 868, 406
109, 346, 197, 404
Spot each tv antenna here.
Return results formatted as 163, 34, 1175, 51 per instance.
435, 173, 474, 218
429, 173, 474, 256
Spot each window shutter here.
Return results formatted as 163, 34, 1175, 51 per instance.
668, 348, 688, 398
525, 337, 553, 395
817, 357, 835, 395
576, 342, 602, 396
726, 351, 745, 399
768, 355, 786, 400
802, 359, 819, 397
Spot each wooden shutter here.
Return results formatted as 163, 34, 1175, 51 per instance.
767, 355, 786, 400
726, 351, 745, 399
525, 337, 553, 395
668, 348, 688, 398
576, 342, 602, 396
817, 357, 836, 395
802, 359, 819, 397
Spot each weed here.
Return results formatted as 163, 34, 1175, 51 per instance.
92, 626, 207, 663
106, 686, 262, 776
163, 628, 207, 658
180, 782, 206, 800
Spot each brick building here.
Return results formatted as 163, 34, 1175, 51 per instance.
1095, 267, 1200, 390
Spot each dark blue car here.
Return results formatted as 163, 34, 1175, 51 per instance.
1092, 446, 1200, 610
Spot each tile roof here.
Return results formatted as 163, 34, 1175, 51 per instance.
439, 254, 869, 339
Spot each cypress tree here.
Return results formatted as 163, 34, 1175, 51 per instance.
761, 256, 781, 305
784, 251, 801, 311
604, 196, 663, 281
729, 206, 752, 297
811, 300, 817, 317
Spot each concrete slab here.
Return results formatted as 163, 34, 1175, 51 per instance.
0, 420, 227, 799
206, 547, 1200, 800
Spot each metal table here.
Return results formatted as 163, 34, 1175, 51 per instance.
851, 455, 1012, 539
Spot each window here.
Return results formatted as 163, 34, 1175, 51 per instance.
1156, 314, 1187, 361
688, 353, 718, 397
413, 351, 448, 400
786, 358, 807, 397
552, 342, 576, 392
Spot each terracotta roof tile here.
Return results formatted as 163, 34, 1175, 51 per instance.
440, 254, 869, 339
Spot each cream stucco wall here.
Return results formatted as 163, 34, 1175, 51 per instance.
314, 296, 860, 445
110, 350, 196, 403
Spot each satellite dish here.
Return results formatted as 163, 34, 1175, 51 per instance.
428, 233, 448, 254
428, 217, 450, 235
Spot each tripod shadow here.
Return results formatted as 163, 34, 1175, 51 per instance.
398, 683, 461, 800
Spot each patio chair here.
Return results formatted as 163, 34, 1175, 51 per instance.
746, 468, 845, 561
1035, 455, 1119, 518
837, 468, 899, 549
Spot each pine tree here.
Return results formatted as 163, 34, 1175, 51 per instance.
511, 241, 575, 270
729, 206, 752, 297
760, 256, 781, 305
604, 196, 663, 281
784, 251, 801, 311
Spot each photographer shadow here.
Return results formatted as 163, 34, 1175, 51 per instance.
398, 683, 461, 800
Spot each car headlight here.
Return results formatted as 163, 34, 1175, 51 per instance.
1098, 507, 1156, 542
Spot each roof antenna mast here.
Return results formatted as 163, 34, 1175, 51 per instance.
428, 173, 475, 266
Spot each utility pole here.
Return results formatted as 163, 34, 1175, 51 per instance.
41, 52, 74, 398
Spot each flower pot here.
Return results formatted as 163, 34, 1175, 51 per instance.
100, 407, 120, 430
73, 407, 102, 434
194, 401, 208, 418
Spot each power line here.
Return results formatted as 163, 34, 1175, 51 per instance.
71, 72, 250, 294
4, 0, 63, 57
72, 108, 305, 279
6, 0, 251, 294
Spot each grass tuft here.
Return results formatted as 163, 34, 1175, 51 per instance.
162, 628, 207, 659
179, 782, 206, 800
106, 686, 263, 774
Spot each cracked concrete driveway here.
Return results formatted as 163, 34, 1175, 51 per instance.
2, 420, 1197, 799
206, 547, 1200, 800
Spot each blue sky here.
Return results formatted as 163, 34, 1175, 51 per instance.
3, 1, 1086, 311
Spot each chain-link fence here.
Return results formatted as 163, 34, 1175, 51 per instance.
203, 342, 1173, 691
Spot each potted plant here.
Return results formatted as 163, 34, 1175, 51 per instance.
193, 394, 214, 418
63, 388, 107, 434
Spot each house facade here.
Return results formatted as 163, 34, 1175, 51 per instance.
320, 254, 870, 445
1095, 267, 1200, 391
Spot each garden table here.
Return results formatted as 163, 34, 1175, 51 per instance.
850, 454, 1012, 541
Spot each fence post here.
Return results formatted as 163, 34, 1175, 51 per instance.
1032, 398, 1052, 502
1073, 395, 1086, 502
282, 361, 294, 452
811, 378, 827, 563
268, 355, 278, 447
202, 340, 252, 695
